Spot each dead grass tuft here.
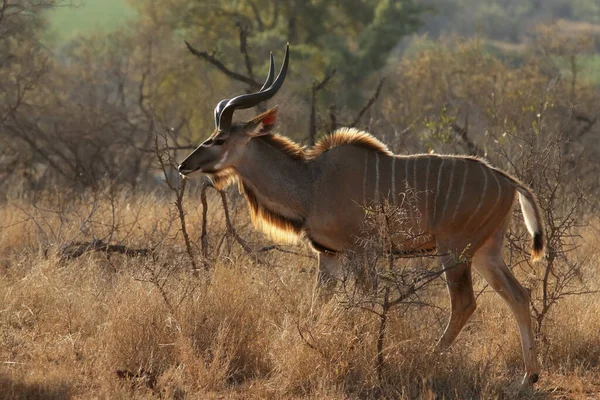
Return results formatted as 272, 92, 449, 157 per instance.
0, 192, 599, 399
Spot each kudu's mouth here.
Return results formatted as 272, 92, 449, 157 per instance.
177, 164, 201, 177
178, 164, 222, 178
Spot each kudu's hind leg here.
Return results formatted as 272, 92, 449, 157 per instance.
473, 241, 540, 386
436, 256, 476, 351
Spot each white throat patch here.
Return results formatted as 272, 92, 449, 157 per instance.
214, 150, 229, 169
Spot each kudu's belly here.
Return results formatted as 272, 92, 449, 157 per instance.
304, 209, 435, 255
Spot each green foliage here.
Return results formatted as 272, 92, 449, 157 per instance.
46, 0, 135, 43
135, 0, 425, 96
427, 0, 600, 42
355, 0, 425, 78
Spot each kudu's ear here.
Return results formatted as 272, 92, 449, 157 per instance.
246, 107, 278, 137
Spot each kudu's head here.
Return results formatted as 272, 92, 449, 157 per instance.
177, 44, 289, 176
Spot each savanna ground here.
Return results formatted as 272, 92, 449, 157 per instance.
1, 184, 599, 399
4, 0, 600, 398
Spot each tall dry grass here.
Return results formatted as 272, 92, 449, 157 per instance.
0, 188, 599, 399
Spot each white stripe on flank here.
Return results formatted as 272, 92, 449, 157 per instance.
441, 158, 456, 224
375, 153, 380, 204
363, 153, 368, 205
476, 169, 501, 232
451, 159, 469, 223
432, 158, 445, 225
463, 163, 488, 229
391, 156, 396, 207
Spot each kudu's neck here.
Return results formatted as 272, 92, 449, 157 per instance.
235, 136, 313, 221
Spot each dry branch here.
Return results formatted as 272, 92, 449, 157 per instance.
451, 122, 483, 156
573, 113, 597, 141
236, 21, 255, 81
60, 240, 150, 260
0, 0, 8, 29
328, 103, 337, 133
219, 190, 253, 253
185, 41, 261, 89
309, 69, 337, 145
200, 182, 211, 259
154, 134, 201, 271
350, 78, 385, 128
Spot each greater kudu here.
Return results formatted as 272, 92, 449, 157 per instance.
178, 44, 545, 386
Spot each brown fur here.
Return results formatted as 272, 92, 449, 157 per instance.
209, 168, 237, 191
213, 129, 395, 242
407, 153, 545, 261
209, 130, 544, 261
308, 128, 393, 157
476, 158, 545, 261
207, 165, 305, 244
259, 134, 306, 161
256, 128, 392, 162
240, 182, 304, 243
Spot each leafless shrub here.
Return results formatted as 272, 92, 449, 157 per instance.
496, 96, 599, 336
154, 132, 200, 272
334, 193, 448, 389
382, 37, 600, 349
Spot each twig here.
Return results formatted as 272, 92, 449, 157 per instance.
377, 287, 390, 383
0, 0, 8, 27
185, 41, 261, 89
60, 240, 150, 260
200, 182, 211, 259
309, 69, 337, 145
176, 178, 199, 271
255, 244, 316, 259
236, 21, 255, 81
350, 78, 385, 128
296, 323, 328, 359
573, 113, 597, 141
219, 190, 253, 253
154, 134, 200, 271
450, 110, 483, 156
328, 103, 337, 133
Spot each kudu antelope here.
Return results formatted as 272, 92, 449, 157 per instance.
178, 44, 545, 386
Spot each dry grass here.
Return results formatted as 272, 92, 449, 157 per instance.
1, 189, 599, 399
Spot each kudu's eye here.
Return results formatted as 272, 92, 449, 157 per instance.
214, 138, 226, 146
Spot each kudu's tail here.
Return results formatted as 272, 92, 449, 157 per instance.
516, 186, 545, 262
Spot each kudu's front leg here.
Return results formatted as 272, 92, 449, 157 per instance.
316, 252, 344, 289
